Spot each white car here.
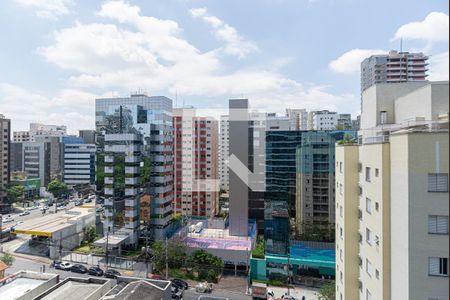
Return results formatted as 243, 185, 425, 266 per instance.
19, 211, 30, 216
3, 217, 14, 223
56, 262, 73, 271
195, 282, 213, 293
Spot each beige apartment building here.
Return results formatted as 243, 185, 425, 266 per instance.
336, 81, 449, 300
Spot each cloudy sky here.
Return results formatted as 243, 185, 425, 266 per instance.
0, 0, 448, 133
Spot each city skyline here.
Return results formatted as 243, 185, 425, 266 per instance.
0, 0, 448, 134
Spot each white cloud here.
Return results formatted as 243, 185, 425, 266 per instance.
393, 12, 449, 43
33, 0, 359, 130
329, 49, 386, 74
0, 83, 96, 133
189, 7, 258, 59
428, 51, 449, 81
13, 0, 74, 19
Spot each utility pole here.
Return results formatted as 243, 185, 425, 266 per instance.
145, 223, 149, 278
59, 231, 62, 260
105, 231, 109, 270
287, 252, 291, 296
165, 237, 168, 279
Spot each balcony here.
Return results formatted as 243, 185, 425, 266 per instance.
358, 209, 363, 220
104, 166, 114, 174
104, 210, 113, 217
104, 188, 114, 196
125, 199, 138, 207
125, 166, 140, 174
125, 155, 140, 163
104, 198, 114, 206
125, 177, 139, 185
125, 188, 139, 196
104, 177, 113, 185
104, 155, 114, 163
125, 209, 138, 218
125, 220, 139, 229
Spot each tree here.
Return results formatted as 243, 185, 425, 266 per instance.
84, 225, 97, 244
6, 184, 24, 204
151, 240, 165, 272
140, 157, 151, 187
151, 239, 187, 272
0, 253, 15, 266
188, 249, 224, 282
317, 282, 335, 300
47, 180, 68, 198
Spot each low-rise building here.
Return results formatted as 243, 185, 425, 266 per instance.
0, 271, 59, 300
33, 277, 113, 300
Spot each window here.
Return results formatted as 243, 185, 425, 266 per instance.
380, 110, 387, 124
339, 184, 342, 195
428, 215, 449, 234
375, 269, 379, 279
358, 162, 362, 173
366, 198, 372, 214
366, 289, 372, 300
366, 228, 372, 245
366, 259, 372, 276
375, 202, 379, 211
339, 162, 342, 173
365, 167, 371, 182
428, 173, 448, 192
429, 257, 448, 276
340, 205, 343, 217
375, 168, 379, 177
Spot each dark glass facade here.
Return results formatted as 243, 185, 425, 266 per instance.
264, 130, 304, 255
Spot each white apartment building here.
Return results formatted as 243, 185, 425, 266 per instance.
29, 123, 67, 142
286, 108, 308, 130
311, 110, 338, 130
219, 115, 229, 192
336, 81, 449, 300
13, 131, 30, 142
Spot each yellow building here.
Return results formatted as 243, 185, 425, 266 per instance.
336, 81, 449, 300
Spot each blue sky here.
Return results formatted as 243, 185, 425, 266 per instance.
0, 0, 448, 133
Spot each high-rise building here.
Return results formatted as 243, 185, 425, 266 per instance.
22, 141, 50, 187
0, 115, 10, 213
173, 108, 218, 217
79, 130, 96, 144
219, 115, 229, 192
286, 108, 308, 130
10, 142, 23, 172
34, 136, 62, 181
361, 50, 429, 93
295, 131, 353, 237
96, 94, 174, 240
61, 136, 95, 187
228, 99, 250, 237
264, 130, 303, 255
266, 113, 292, 130
337, 114, 352, 130
13, 131, 30, 142
336, 81, 448, 300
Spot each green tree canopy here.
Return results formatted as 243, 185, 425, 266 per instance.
47, 180, 68, 197
318, 282, 335, 300
0, 253, 15, 266
6, 184, 24, 203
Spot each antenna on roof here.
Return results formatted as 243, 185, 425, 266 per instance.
400, 38, 403, 52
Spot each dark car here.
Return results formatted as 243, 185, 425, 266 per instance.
88, 266, 104, 276
104, 269, 121, 279
171, 278, 188, 290
71, 264, 88, 274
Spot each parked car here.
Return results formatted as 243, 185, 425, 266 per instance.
55, 262, 73, 271
71, 264, 88, 274
88, 266, 104, 276
104, 269, 121, 279
52, 261, 62, 269
195, 282, 213, 293
171, 278, 188, 290
148, 274, 163, 280
19, 211, 30, 216
3, 216, 14, 223
171, 285, 183, 299
281, 294, 297, 300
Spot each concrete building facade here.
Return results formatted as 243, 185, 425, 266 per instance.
13, 131, 30, 142
335, 81, 449, 300
62, 140, 96, 187
173, 108, 218, 217
219, 115, 229, 192
312, 110, 338, 130
22, 141, 50, 187
0, 115, 10, 213
361, 51, 429, 93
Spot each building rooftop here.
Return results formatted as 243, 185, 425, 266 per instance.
102, 277, 171, 300
0, 271, 58, 300
13, 207, 95, 237
184, 228, 252, 251
34, 277, 112, 300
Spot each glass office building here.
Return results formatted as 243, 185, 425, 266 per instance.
96, 94, 174, 240
264, 130, 304, 255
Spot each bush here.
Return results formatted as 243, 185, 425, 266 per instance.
252, 239, 265, 259
318, 282, 335, 300
1, 253, 15, 266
